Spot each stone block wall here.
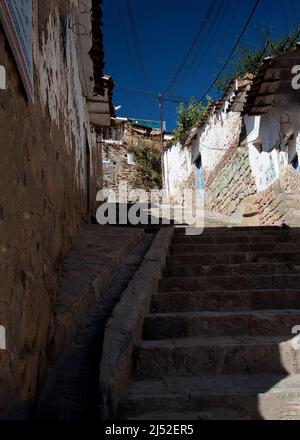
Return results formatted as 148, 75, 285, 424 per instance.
255, 181, 286, 225
205, 147, 257, 220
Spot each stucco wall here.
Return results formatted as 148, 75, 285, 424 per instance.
192, 108, 243, 175
245, 99, 300, 193
0, 1, 102, 412
164, 143, 194, 202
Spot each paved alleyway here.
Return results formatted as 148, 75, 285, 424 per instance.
118, 225, 300, 420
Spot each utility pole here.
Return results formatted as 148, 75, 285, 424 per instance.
158, 94, 165, 189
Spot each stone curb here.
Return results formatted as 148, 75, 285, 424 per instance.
99, 227, 175, 419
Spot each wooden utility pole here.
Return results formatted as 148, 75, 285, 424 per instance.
158, 94, 165, 189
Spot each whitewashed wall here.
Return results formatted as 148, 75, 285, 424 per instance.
164, 143, 194, 200
191, 103, 243, 174
36, 6, 97, 187
245, 101, 300, 192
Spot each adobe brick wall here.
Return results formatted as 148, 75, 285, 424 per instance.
0, 1, 102, 413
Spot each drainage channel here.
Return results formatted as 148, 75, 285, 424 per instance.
35, 231, 156, 421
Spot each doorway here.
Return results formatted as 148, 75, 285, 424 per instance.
195, 156, 205, 205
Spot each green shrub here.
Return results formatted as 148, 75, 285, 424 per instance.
173, 98, 212, 145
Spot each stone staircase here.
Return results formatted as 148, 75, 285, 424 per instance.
118, 226, 300, 420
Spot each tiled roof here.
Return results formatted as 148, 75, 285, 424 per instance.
243, 43, 300, 115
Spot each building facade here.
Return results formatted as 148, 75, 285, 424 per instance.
0, 0, 114, 413
164, 47, 300, 226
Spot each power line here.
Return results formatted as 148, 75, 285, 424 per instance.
171, 0, 228, 93
118, 86, 192, 104
163, 0, 218, 96
281, 0, 290, 35
290, 0, 299, 24
126, 0, 147, 87
185, 0, 230, 85
114, 0, 141, 90
200, 0, 261, 101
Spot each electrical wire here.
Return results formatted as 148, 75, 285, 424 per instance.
126, 0, 147, 87
199, 0, 261, 101
171, 0, 228, 93
114, 0, 141, 90
290, 0, 299, 24
185, 0, 231, 85
281, 0, 290, 35
163, 0, 218, 96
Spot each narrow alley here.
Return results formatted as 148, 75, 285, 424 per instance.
2, 0, 300, 429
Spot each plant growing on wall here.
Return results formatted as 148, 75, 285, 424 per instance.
216, 28, 300, 93
132, 142, 162, 190
173, 98, 212, 145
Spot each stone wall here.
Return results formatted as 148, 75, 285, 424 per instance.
255, 180, 285, 225
255, 166, 300, 225
205, 146, 257, 222
0, 1, 103, 413
103, 124, 162, 198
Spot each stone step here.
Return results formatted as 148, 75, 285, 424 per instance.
135, 336, 298, 377
119, 374, 300, 420
175, 226, 283, 234
143, 310, 300, 340
171, 242, 297, 255
158, 274, 300, 292
173, 234, 300, 245
151, 289, 300, 313
165, 262, 298, 277
167, 251, 298, 265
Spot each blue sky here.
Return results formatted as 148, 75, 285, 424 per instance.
103, 0, 300, 130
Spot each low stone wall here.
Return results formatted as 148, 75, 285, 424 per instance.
99, 227, 174, 420
205, 147, 257, 220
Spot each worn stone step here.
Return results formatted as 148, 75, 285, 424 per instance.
151, 289, 300, 313
119, 374, 300, 420
173, 234, 300, 245
175, 226, 283, 234
165, 262, 298, 277
171, 242, 297, 255
167, 251, 298, 266
143, 310, 300, 340
158, 274, 300, 292
136, 336, 298, 377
